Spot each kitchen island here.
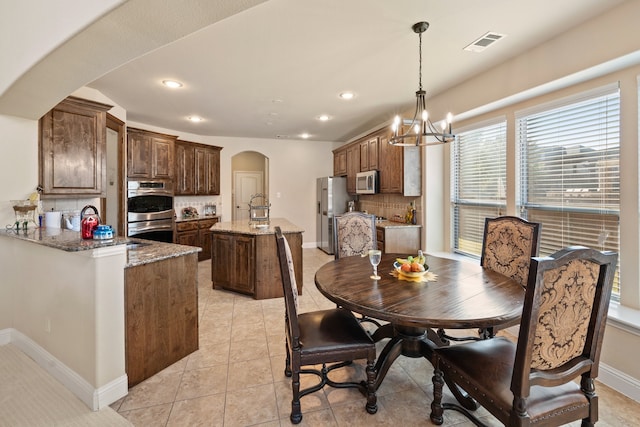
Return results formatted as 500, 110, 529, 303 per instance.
0, 228, 200, 408
210, 218, 303, 299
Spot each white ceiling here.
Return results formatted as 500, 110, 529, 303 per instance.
3, 0, 627, 143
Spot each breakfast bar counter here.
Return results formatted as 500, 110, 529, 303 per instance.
209, 218, 303, 299
0, 228, 202, 402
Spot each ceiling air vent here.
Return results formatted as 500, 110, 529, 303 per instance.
464, 32, 505, 53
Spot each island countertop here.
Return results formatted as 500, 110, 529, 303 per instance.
0, 228, 200, 267
210, 218, 304, 235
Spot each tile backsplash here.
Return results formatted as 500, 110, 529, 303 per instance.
357, 194, 422, 224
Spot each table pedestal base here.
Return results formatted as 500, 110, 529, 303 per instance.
369, 323, 479, 411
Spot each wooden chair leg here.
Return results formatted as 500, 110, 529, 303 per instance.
430, 366, 445, 425
290, 367, 302, 424
365, 358, 378, 414
284, 339, 292, 377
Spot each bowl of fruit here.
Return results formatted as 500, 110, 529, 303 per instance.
394, 252, 429, 278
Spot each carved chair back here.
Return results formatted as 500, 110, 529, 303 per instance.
274, 226, 378, 424
481, 216, 541, 287
275, 226, 300, 345
333, 212, 377, 260
430, 246, 618, 426
512, 246, 617, 400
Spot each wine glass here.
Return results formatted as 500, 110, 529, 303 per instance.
369, 249, 382, 280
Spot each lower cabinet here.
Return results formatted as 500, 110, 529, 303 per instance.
376, 225, 421, 254
175, 217, 219, 261
175, 221, 198, 246
211, 233, 255, 295
210, 230, 303, 299
198, 218, 217, 261
125, 253, 198, 387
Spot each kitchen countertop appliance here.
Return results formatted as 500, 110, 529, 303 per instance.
80, 205, 100, 239
203, 203, 216, 216
127, 180, 175, 243
317, 176, 351, 255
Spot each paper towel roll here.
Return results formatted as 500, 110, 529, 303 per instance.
45, 211, 62, 228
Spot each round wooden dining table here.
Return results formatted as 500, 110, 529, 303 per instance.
314, 252, 525, 405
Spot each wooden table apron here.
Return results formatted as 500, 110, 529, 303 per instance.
314, 253, 524, 403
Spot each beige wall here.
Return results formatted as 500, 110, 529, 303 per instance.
416, 0, 640, 396
126, 120, 335, 246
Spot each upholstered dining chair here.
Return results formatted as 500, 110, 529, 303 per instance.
430, 246, 618, 427
274, 226, 377, 424
481, 215, 542, 288
439, 215, 541, 342
333, 211, 381, 327
333, 211, 377, 260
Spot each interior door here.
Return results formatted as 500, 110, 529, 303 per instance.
234, 171, 263, 221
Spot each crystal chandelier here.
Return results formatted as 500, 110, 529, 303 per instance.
390, 22, 454, 147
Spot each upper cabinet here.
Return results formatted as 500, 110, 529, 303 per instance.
333, 147, 347, 176
360, 136, 379, 172
175, 142, 195, 194
333, 128, 421, 196
175, 140, 222, 195
127, 127, 177, 180
39, 96, 112, 198
346, 144, 360, 194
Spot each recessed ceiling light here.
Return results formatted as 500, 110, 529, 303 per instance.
162, 80, 183, 88
339, 92, 355, 100
188, 116, 203, 123
317, 114, 331, 122
299, 133, 311, 139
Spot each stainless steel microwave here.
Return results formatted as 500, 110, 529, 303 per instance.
356, 170, 378, 194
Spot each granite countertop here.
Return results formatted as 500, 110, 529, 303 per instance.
175, 215, 220, 223
210, 218, 304, 235
125, 239, 200, 268
0, 228, 200, 267
375, 220, 422, 229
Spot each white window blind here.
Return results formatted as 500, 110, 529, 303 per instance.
517, 85, 620, 296
452, 120, 507, 257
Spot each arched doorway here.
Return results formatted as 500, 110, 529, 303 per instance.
231, 151, 269, 221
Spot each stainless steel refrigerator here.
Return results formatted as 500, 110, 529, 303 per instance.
317, 176, 351, 254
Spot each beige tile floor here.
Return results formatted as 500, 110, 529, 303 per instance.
111, 248, 640, 426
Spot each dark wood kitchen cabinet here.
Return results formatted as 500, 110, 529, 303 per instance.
127, 127, 177, 180
39, 96, 112, 197
175, 140, 222, 195
175, 142, 195, 194
198, 217, 218, 260
211, 232, 255, 295
125, 252, 198, 387
210, 221, 303, 299
346, 144, 360, 194
333, 146, 347, 176
360, 135, 379, 172
175, 217, 219, 261
175, 220, 198, 246
379, 131, 421, 196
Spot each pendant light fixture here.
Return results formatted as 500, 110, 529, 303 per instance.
390, 22, 454, 147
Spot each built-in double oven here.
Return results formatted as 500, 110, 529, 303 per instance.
127, 180, 174, 243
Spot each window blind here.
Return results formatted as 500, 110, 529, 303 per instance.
517, 86, 620, 296
452, 120, 507, 257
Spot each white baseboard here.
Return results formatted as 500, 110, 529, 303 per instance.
3, 328, 128, 410
599, 362, 640, 402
